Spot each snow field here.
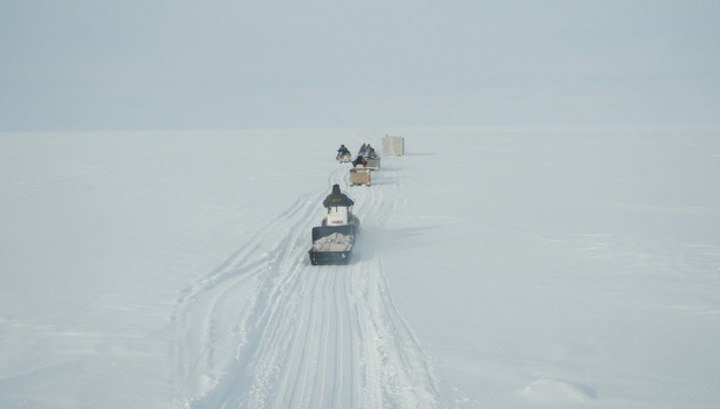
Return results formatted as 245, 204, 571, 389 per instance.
1, 125, 719, 408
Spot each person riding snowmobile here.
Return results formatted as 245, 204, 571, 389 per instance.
366, 145, 377, 159
352, 155, 367, 167
323, 184, 354, 208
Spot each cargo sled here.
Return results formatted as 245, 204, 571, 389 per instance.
365, 157, 380, 170
308, 225, 355, 265
349, 165, 371, 186
309, 206, 359, 265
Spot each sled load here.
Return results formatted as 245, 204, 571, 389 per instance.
348, 154, 372, 186
349, 165, 371, 186
309, 202, 359, 265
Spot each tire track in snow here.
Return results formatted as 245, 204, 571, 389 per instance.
169, 169, 335, 408
347, 161, 439, 408
185, 188, 323, 409
171, 159, 438, 408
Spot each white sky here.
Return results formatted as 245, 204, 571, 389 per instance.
1, 0, 719, 131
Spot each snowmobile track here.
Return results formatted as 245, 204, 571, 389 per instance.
170, 161, 438, 409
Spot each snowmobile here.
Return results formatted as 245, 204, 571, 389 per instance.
358, 144, 371, 158
336, 151, 352, 163
308, 206, 359, 265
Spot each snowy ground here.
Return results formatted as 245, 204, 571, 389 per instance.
1, 125, 719, 409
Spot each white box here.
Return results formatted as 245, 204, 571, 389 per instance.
382, 136, 404, 156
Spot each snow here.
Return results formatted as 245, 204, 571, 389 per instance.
1, 125, 719, 408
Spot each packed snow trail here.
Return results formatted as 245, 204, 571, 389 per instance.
170, 159, 438, 409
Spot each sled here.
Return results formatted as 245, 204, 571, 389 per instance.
308, 225, 356, 265
365, 157, 380, 170
349, 166, 371, 186
309, 204, 360, 265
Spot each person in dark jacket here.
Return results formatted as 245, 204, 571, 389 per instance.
352, 155, 367, 167
323, 184, 354, 208
337, 144, 350, 155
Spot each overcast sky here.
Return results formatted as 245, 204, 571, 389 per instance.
1, 0, 718, 132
